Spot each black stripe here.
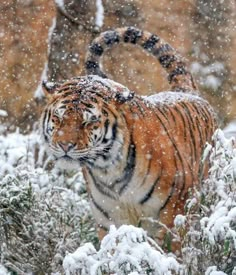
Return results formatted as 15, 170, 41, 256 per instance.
112, 120, 117, 140
153, 43, 173, 57
201, 106, 212, 125
168, 107, 177, 125
42, 110, 48, 133
102, 108, 109, 117
102, 119, 110, 143
194, 116, 204, 152
57, 87, 73, 94
90, 92, 109, 103
90, 194, 110, 220
142, 34, 160, 51
191, 102, 207, 143
104, 30, 120, 46
159, 181, 176, 211
43, 110, 50, 141
180, 103, 197, 162
109, 113, 135, 193
118, 141, 136, 195
85, 60, 99, 70
157, 106, 170, 122
180, 102, 196, 130
140, 175, 161, 204
123, 27, 142, 44
168, 66, 188, 83
130, 100, 145, 117
191, 102, 203, 119
104, 120, 117, 145
197, 105, 210, 140
159, 55, 177, 68
80, 101, 94, 109
46, 110, 52, 134
61, 99, 71, 104
141, 157, 152, 186
62, 91, 74, 98
71, 99, 80, 105
89, 43, 104, 56
87, 168, 117, 200
91, 97, 98, 103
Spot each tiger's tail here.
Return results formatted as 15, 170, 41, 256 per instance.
85, 27, 197, 92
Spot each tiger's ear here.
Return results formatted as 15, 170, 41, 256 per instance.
114, 90, 135, 104
42, 80, 60, 95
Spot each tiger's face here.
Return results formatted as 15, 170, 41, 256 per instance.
43, 104, 103, 163
41, 76, 129, 166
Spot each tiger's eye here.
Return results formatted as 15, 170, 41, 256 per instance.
90, 115, 98, 121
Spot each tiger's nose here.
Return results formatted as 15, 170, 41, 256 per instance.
58, 142, 75, 152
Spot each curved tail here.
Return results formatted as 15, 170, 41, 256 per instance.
85, 27, 197, 92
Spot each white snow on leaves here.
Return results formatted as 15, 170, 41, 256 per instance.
200, 129, 236, 247
63, 225, 180, 275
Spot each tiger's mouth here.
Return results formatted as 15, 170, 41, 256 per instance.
61, 155, 73, 161
55, 154, 91, 165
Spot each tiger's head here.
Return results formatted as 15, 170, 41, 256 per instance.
41, 75, 134, 167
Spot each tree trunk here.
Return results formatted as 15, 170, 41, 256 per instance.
45, 0, 141, 83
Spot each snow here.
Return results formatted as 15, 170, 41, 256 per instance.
224, 119, 236, 138
95, 0, 104, 28
63, 225, 181, 275
0, 110, 8, 117
0, 265, 9, 275
174, 214, 186, 228
54, 0, 65, 11
144, 91, 204, 106
204, 75, 222, 91
206, 266, 227, 275
88, 75, 133, 100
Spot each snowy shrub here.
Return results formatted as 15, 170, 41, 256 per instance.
63, 225, 181, 275
0, 130, 97, 274
0, 265, 10, 275
180, 129, 236, 274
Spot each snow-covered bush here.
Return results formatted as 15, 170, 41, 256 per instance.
180, 129, 236, 274
63, 225, 181, 275
0, 130, 97, 274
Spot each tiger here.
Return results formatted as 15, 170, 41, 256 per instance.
41, 26, 217, 250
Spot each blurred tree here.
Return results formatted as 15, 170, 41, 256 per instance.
44, 0, 141, 82
0, 0, 235, 129
191, 0, 235, 123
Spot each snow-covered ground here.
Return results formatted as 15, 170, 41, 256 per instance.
0, 127, 235, 274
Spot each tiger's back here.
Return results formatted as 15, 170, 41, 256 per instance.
41, 27, 218, 249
